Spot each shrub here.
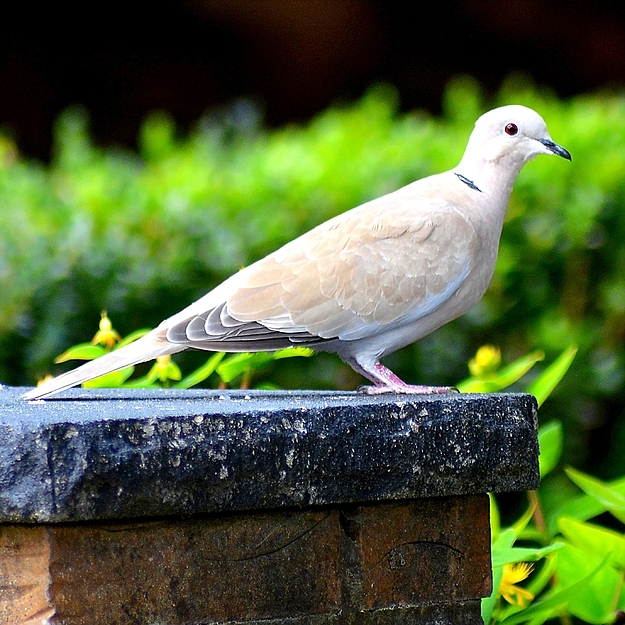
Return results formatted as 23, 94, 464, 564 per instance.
4, 76, 625, 475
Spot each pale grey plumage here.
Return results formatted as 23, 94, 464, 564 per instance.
23, 104, 571, 400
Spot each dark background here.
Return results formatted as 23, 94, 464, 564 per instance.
2, 0, 625, 161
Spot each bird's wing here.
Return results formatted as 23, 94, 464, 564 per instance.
164, 185, 480, 349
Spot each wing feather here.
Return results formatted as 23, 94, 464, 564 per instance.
165, 180, 481, 348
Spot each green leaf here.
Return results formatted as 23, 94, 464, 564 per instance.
54, 343, 106, 363
215, 349, 312, 385
492, 527, 517, 553
175, 352, 225, 389
455, 378, 504, 393
481, 563, 504, 624
272, 347, 314, 360
524, 555, 558, 603
491, 542, 563, 568
526, 345, 577, 407
217, 352, 274, 384
115, 328, 151, 349
490, 493, 501, 542
553, 544, 619, 624
565, 467, 625, 524
81, 367, 134, 388
558, 516, 625, 569
491, 522, 563, 569
215, 353, 253, 384
121, 371, 155, 387
547, 474, 625, 534
120, 378, 160, 389
538, 420, 563, 478
254, 381, 282, 390
457, 350, 544, 393
53, 330, 152, 366
484, 527, 514, 623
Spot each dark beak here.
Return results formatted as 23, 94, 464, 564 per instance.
538, 138, 572, 161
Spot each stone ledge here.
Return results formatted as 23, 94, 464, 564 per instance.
1, 388, 538, 523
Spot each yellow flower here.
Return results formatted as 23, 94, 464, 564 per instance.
499, 562, 534, 607
91, 311, 121, 349
469, 345, 501, 377
36, 374, 54, 387
150, 354, 182, 383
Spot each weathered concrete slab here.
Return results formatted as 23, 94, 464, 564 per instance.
0, 387, 538, 523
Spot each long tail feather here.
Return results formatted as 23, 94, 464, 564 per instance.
22, 332, 182, 400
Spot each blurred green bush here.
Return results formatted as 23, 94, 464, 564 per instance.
3, 76, 625, 475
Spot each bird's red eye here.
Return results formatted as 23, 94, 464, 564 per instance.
505, 123, 518, 136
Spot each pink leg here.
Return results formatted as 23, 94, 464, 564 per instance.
347, 359, 456, 395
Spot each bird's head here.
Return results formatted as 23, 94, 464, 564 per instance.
457, 105, 571, 184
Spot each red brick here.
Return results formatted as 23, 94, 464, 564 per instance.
0, 526, 54, 625
354, 495, 491, 610
47, 509, 341, 624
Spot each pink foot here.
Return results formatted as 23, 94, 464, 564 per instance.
348, 361, 457, 395
358, 383, 457, 395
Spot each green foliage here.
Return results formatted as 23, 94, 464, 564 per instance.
4, 76, 625, 475
44, 312, 313, 391
478, 348, 625, 625
486, 456, 625, 624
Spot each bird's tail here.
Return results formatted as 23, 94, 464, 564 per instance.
22, 332, 183, 400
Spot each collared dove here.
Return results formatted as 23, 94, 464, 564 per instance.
23, 104, 571, 400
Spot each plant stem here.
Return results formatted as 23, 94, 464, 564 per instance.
528, 490, 549, 543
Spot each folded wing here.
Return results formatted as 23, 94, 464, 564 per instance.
163, 195, 479, 350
